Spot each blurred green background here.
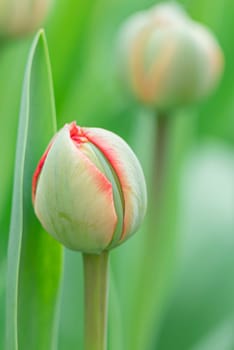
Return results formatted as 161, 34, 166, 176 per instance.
0, 0, 234, 349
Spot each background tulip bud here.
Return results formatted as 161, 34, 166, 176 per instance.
118, 3, 224, 110
32, 122, 147, 254
0, 0, 52, 38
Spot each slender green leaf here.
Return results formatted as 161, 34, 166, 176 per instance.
6, 30, 63, 350
0, 42, 30, 349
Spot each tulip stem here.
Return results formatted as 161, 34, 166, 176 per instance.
83, 251, 109, 350
154, 113, 169, 201
128, 112, 171, 350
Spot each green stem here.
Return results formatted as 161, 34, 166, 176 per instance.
129, 112, 171, 350
147, 112, 170, 247
83, 251, 109, 350
154, 113, 169, 202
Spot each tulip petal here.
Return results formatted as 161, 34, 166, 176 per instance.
34, 125, 117, 253
83, 128, 147, 242
87, 143, 125, 248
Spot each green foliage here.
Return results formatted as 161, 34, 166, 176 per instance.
0, 0, 233, 349
6, 31, 62, 350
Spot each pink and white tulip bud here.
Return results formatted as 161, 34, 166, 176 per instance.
118, 3, 224, 110
0, 0, 52, 37
32, 122, 147, 254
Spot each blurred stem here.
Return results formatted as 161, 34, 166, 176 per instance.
129, 111, 171, 350
148, 112, 170, 246
154, 113, 170, 205
83, 251, 109, 350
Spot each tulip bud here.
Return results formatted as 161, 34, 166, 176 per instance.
0, 0, 52, 38
118, 3, 224, 110
32, 122, 147, 254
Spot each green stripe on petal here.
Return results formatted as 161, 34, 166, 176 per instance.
88, 143, 125, 248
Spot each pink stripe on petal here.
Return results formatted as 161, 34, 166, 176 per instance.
82, 128, 142, 241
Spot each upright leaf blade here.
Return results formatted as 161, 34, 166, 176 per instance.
6, 30, 63, 350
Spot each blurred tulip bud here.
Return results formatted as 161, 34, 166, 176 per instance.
118, 3, 224, 110
0, 0, 52, 38
32, 122, 147, 254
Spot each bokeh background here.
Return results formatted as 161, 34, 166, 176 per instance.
0, 0, 234, 349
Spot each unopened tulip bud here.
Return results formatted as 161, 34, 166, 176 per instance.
118, 3, 224, 110
32, 122, 147, 254
0, 0, 52, 38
